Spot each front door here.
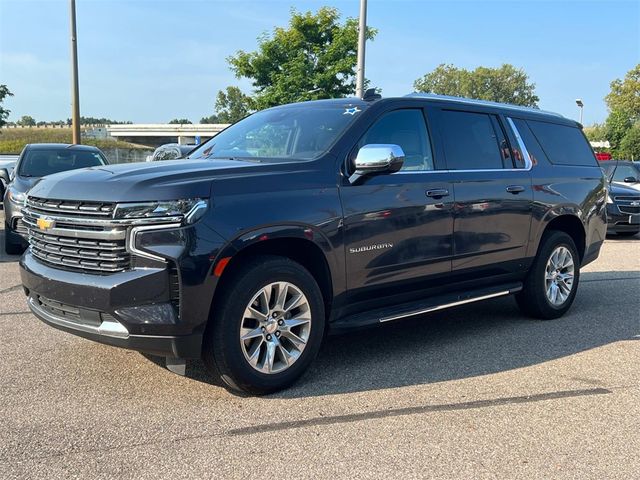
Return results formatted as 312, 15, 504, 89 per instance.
340, 108, 455, 306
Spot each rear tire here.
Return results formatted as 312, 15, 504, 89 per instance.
516, 231, 580, 320
203, 255, 325, 395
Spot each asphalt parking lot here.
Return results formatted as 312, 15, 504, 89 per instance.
1, 211, 638, 479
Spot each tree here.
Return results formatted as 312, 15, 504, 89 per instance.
213, 86, 254, 123
606, 64, 640, 123
17, 115, 36, 127
605, 110, 632, 152
413, 63, 539, 107
200, 114, 219, 124
227, 7, 377, 109
0, 85, 13, 128
618, 123, 640, 160
169, 118, 192, 124
584, 123, 607, 143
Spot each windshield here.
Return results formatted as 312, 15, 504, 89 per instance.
19, 149, 106, 177
612, 164, 640, 182
189, 103, 364, 162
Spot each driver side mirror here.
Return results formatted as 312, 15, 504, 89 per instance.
349, 144, 405, 184
623, 176, 638, 183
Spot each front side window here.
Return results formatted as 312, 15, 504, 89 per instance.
189, 104, 364, 162
612, 164, 640, 182
440, 110, 505, 170
18, 149, 106, 177
357, 109, 434, 171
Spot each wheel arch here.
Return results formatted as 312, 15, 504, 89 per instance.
534, 212, 586, 262
208, 225, 338, 324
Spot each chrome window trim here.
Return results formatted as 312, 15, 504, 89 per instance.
127, 223, 182, 262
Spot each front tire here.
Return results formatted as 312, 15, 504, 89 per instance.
203, 255, 325, 395
516, 231, 580, 320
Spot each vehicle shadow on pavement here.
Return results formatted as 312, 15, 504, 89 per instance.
149, 267, 640, 398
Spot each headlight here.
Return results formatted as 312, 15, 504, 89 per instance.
114, 198, 208, 224
7, 187, 26, 205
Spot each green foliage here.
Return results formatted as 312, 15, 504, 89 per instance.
605, 109, 632, 153
200, 114, 219, 124
606, 64, 640, 122
227, 7, 377, 109
618, 123, 640, 160
169, 118, 192, 124
0, 127, 143, 154
0, 85, 13, 129
584, 123, 607, 143
18, 115, 36, 127
214, 86, 255, 123
413, 63, 539, 107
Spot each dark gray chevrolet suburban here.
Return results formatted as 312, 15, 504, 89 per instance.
19, 94, 607, 394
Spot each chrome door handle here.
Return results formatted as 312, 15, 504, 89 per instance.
426, 189, 449, 198
506, 185, 525, 194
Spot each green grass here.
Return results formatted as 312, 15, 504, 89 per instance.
0, 127, 145, 154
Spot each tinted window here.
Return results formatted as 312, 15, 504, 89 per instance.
19, 149, 106, 177
358, 109, 434, 171
612, 164, 640, 182
440, 110, 504, 170
189, 104, 364, 162
526, 120, 597, 166
512, 118, 550, 167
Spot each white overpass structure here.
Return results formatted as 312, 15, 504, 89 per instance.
106, 123, 230, 147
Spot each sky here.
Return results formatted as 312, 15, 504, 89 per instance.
0, 0, 638, 125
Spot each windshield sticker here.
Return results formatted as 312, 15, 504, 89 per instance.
343, 107, 361, 116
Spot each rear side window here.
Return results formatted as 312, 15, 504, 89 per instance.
440, 110, 505, 170
526, 120, 597, 166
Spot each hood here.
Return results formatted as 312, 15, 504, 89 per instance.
611, 180, 640, 193
10, 175, 40, 193
26, 158, 280, 202
609, 182, 640, 197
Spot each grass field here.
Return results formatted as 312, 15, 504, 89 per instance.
0, 127, 144, 154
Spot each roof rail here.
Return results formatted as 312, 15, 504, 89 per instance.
404, 93, 564, 118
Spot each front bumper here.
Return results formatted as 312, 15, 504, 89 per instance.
606, 205, 640, 233
20, 251, 203, 358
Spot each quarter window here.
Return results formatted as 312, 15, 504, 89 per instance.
440, 110, 505, 170
358, 109, 434, 171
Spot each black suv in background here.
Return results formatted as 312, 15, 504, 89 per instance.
599, 160, 640, 236
19, 95, 606, 394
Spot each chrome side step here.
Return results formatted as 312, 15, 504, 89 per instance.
379, 290, 511, 323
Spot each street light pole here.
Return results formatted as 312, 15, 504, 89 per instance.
70, 0, 81, 144
575, 98, 584, 125
355, 0, 367, 98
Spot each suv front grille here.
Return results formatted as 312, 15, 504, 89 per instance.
614, 195, 640, 215
24, 197, 130, 274
27, 197, 115, 217
28, 230, 130, 273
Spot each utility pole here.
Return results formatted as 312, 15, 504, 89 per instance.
70, 0, 81, 144
355, 0, 367, 98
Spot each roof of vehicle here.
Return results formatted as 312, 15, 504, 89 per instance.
25, 143, 102, 151
279, 94, 575, 126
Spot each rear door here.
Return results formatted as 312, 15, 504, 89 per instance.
434, 107, 534, 276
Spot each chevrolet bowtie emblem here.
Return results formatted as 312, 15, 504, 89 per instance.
37, 217, 55, 231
